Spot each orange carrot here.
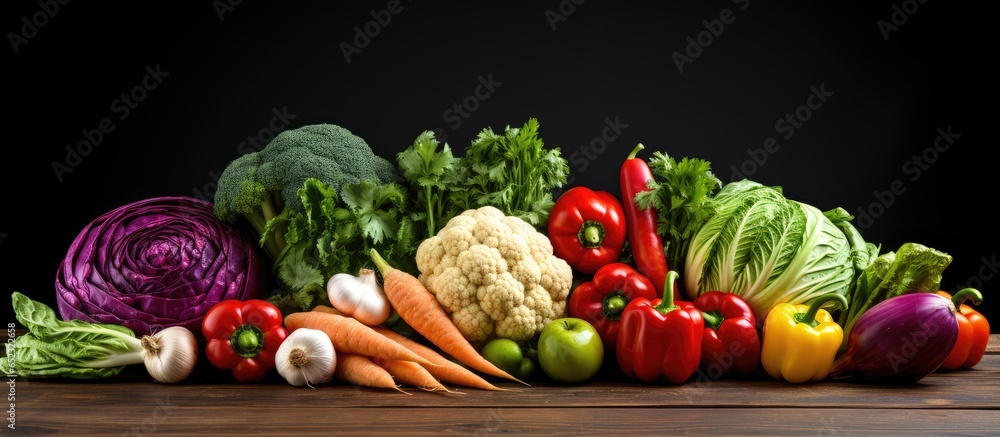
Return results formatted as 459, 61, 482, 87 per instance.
371, 357, 462, 394
373, 326, 505, 391
334, 353, 409, 394
283, 310, 434, 367
312, 305, 348, 317
370, 249, 527, 385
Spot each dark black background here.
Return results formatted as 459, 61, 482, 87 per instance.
3, 1, 995, 331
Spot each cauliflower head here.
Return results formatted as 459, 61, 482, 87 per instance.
415, 206, 573, 342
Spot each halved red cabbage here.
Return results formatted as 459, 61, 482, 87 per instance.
56, 196, 267, 338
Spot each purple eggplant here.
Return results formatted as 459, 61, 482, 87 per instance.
829, 292, 958, 383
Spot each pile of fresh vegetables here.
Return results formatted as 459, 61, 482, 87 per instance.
1, 117, 990, 392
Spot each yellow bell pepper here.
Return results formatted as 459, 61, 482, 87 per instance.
761, 293, 848, 383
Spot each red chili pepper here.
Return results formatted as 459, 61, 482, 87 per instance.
936, 289, 990, 370
202, 299, 289, 382
549, 186, 627, 274
619, 143, 673, 300
616, 270, 703, 384
567, 262, 659, 350
693, 291, 762, 376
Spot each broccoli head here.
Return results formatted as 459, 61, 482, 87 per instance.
214, 123, 399, 261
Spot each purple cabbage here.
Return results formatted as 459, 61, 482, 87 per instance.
55, 196, 267, 339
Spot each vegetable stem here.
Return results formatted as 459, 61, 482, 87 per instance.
84, 335, 145, 368
602, 291, 629, 321
654, 271, 681, 314
425, 184, 436, 237
579, 221, 605, 249
950, 288, 983, 307
231, 324, 265, 357
262, 193, 287, 250
701, 310, 723, 331
370, 248, 393, 277
627, 143, 645, 160
795, 293, 848, 327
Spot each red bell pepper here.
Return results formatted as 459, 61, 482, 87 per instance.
567, 262, 659, 350
619, 144, 674, 300
693, 291, 761, 376
202, 299, 289, 382
616, 270, 703, 384
549, 186, 628, 274
937, 289, 990, 370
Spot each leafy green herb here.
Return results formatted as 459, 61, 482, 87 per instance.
396, 131, 464, 238
633, 151, 722, 268
264, 178, 417, 312
395, 119, 569, 235
461, 118, 569, 230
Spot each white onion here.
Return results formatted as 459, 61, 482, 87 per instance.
275, 328, 337, 388
141, 326, 198, 383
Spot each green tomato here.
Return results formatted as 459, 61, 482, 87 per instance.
537, 317, 604, 383
481, 338, 536, 379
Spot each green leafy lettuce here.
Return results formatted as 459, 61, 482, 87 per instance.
1, 292, 145, 379
837, 241, 953, 353
682, 180, 874, 321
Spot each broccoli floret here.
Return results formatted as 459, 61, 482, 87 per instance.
214, 123, 399, 262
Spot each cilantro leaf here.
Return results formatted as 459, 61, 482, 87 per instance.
341, 180, 406, 245
396, 131, 461, 238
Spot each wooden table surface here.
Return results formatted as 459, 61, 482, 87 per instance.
9, 335, 999, 436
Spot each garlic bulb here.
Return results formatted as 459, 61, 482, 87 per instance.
140, 326, 198, 383
275, 328, 337, 388
327, 269, 391, 326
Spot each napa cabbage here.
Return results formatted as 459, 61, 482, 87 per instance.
682, 180, 878, 321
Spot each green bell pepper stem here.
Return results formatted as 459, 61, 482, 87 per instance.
231, 324, 265, 358
627, 143, 645, 160
653, 270, 681, 314
950, 288, 983, 307
602, 290, 629, 321
795, 293, 849, 328
701, 310, 723, 331
579, 220, 606, 249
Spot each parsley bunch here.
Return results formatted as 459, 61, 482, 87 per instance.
633, 151, 722, 269
396, 117, 569, 238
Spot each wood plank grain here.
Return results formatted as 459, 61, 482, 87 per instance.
10, 353, 999, 412
6, 334, 999, 436
14, 407, 1000, 436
